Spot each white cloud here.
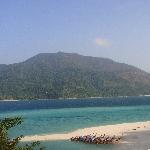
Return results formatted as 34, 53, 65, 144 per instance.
95, 38, 111, 48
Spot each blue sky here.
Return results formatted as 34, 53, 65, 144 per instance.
0, 0, 150, 72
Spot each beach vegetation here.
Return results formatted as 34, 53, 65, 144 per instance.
0, 117, 45, 150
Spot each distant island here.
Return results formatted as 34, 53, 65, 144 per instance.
0, 52, 150, 100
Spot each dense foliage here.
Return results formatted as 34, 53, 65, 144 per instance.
0, 117, 45, 150
0, 52, 150, 100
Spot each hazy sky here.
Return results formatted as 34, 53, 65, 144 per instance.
0, 0, 150, 72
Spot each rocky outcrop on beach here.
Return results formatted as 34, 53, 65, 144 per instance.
70, 134, 121, 144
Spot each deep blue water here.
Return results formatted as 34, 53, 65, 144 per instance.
1, 96, 150, 112
1, 96, 150, 150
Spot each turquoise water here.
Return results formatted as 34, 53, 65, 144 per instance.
1, 106, 150, 137
1, 97, 150, 149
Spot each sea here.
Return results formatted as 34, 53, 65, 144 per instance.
1, 96, 150, 150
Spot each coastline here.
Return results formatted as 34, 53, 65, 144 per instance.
1, 95, 150, 101
22, 121, 150, 142
1, 99, 19, 101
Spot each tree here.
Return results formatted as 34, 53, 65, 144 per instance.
0, 117, 45, 150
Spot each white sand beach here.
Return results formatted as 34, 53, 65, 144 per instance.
22, 121, 150, 142
2, 99, 19, 101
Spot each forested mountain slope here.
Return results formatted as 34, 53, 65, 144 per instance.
0, 52, 150, 99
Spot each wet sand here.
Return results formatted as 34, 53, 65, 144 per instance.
114, 130, 150, 150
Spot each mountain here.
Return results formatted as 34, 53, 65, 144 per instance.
0, 52, 150, 100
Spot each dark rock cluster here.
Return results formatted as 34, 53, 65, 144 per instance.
70, 134, 121, 144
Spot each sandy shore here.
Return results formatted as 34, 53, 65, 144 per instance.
22, 121, 150, 142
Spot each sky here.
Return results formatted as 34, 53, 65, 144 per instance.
0, 0, 150, 72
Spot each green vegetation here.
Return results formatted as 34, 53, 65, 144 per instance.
0, 117, 45, 150
0, 52, 150, 100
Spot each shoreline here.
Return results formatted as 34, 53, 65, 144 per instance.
22, 121, 150, 142
1, 95, 150, 101
0, 99, 19, 101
